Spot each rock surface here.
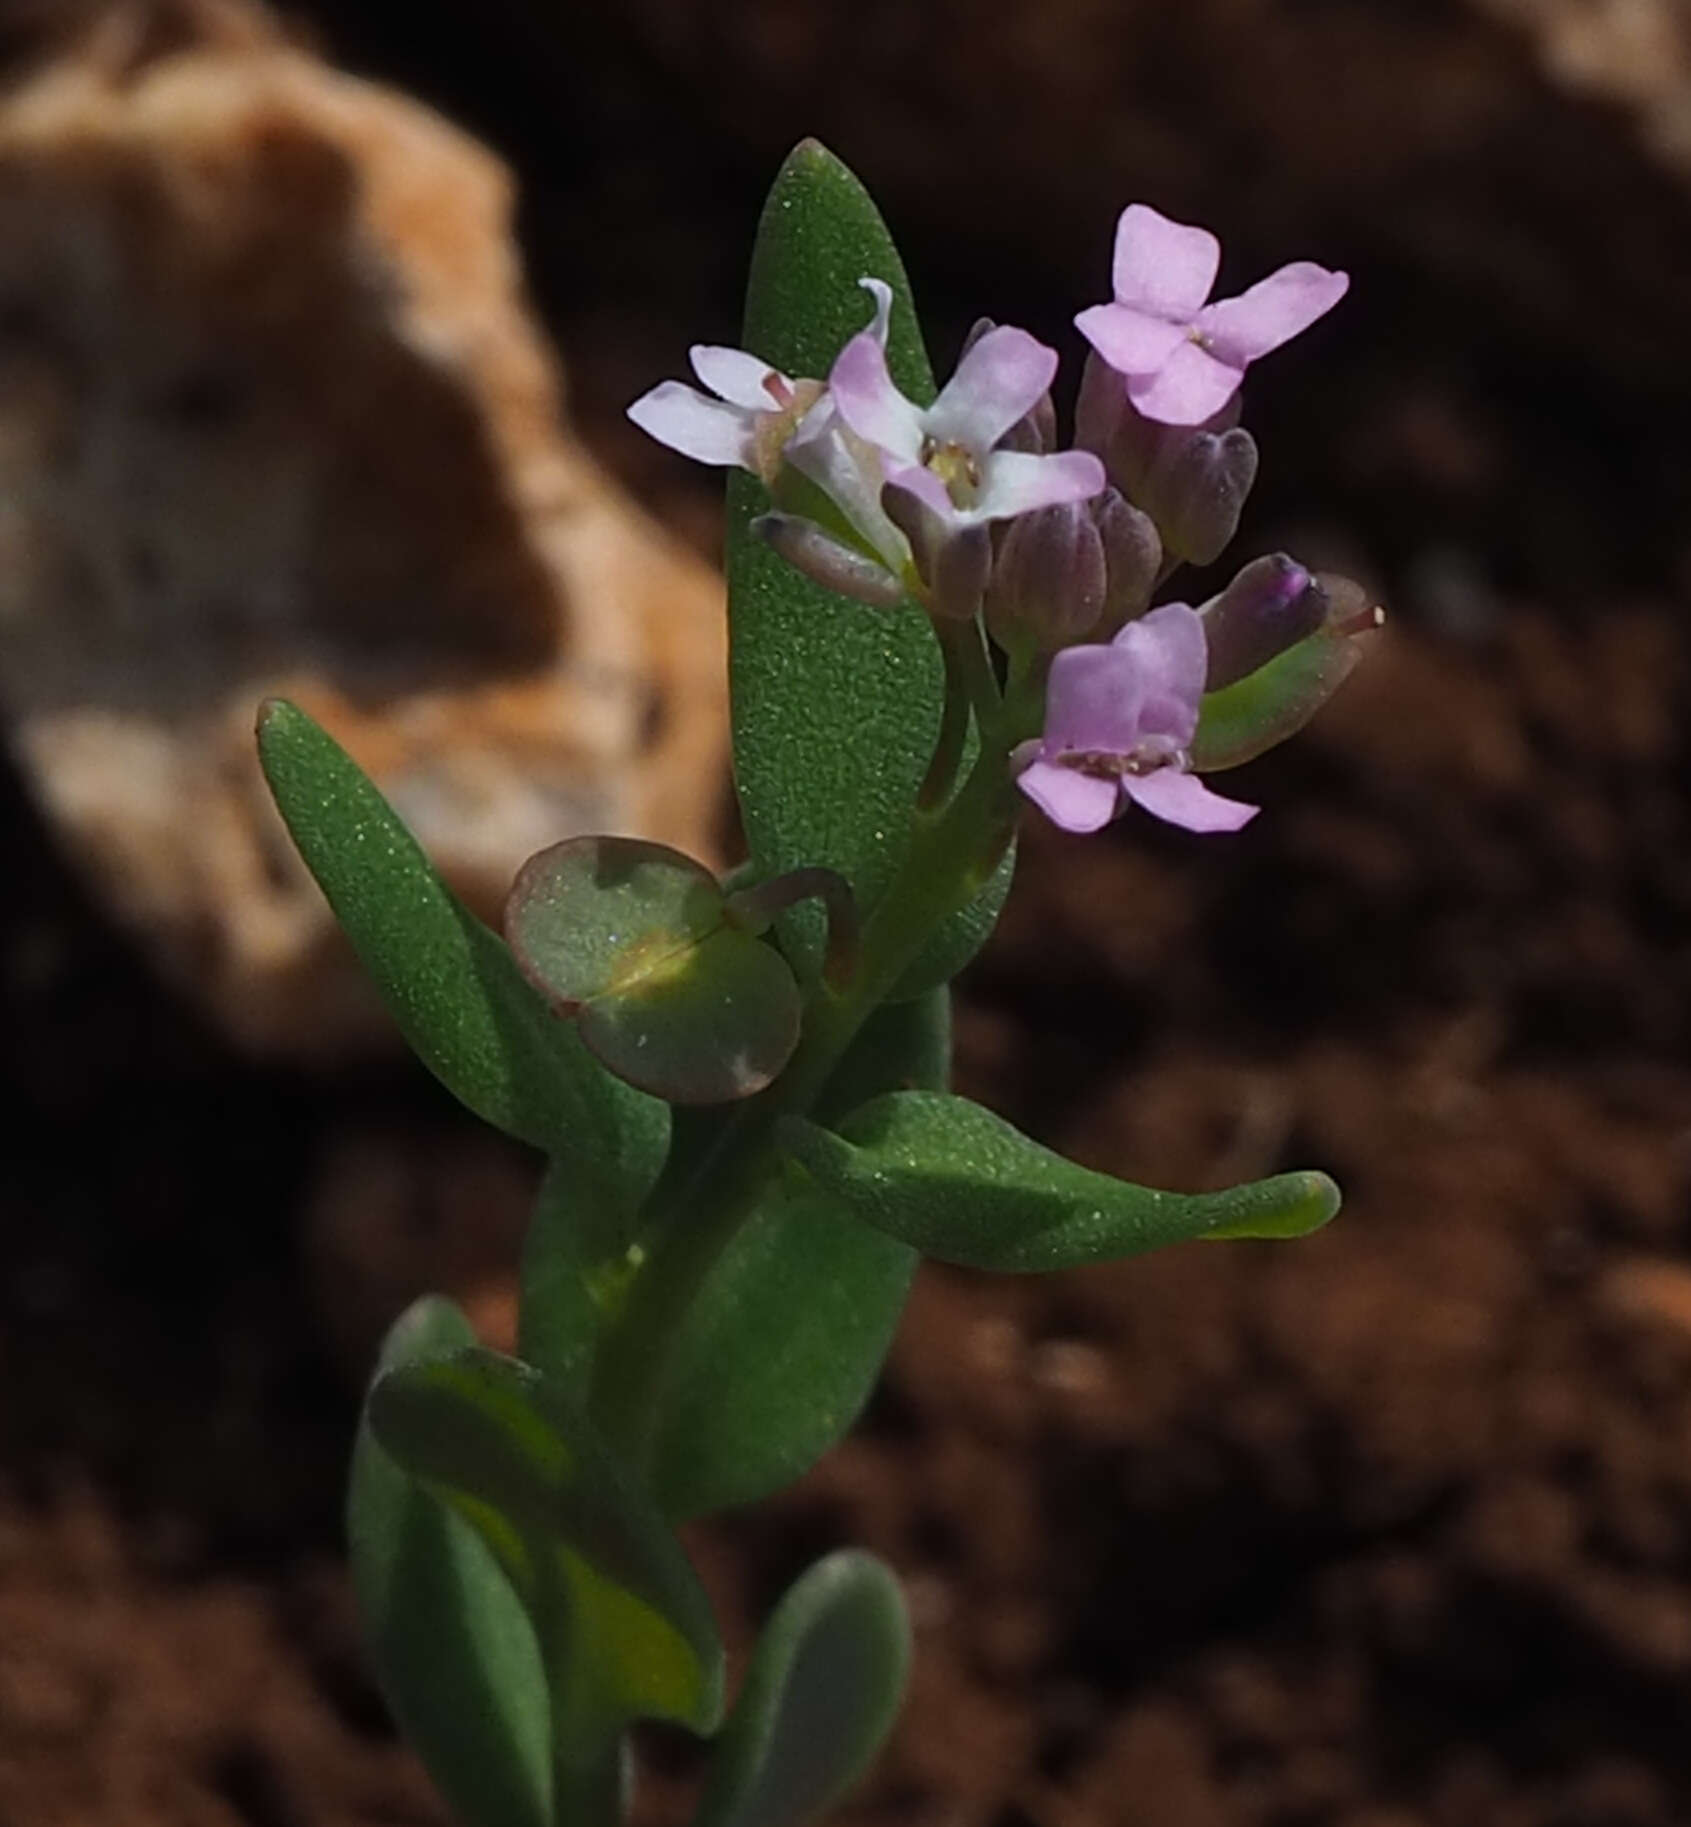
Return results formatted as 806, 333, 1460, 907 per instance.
0, 0, 727, 1055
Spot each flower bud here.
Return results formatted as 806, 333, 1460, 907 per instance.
985, 502, 1106, 651
1074, 348, 1125, 463
1198, 553, 1325, 690
1146, 427, 1258, 567
1189, 572, 1384, 771
1091, 488, 1162, 633
751, 513, 906, 609
929, 522, 993, 622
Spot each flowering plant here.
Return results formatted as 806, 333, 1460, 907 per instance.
257, 142, 1375, 1827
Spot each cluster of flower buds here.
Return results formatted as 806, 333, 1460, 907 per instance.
630, 203, 1376, 838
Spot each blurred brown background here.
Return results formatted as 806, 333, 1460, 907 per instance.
4, 2, 1691, 1824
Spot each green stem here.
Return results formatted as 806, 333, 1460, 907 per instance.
552, 1739, 625, 1827
916, 629, 971, 811
588, 733, 1017, 1472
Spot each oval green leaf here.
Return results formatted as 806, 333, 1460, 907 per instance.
777, 1092, 1341, 1272
507, 836, 726, 1009
348, 1297, 552, 1827
578, 927, 802, 1105
369, 1347, 726, 1751
509, 836, 802, 1104
692, 1551, 910, 1827
256, 700, 668, 1225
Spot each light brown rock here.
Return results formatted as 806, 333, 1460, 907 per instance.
0, 0, 728, 1055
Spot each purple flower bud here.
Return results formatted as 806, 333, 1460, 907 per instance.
1199, 552, 1326, 690
930, 522, 994, 623
1075, 347, 1125, 463
985, 502, 1106, 651
751, 513, 907, 609
959, 316, 996, 357
1188, 571, 1384, 771
1147, 426, 1258, 567
1091, 488, 1162, 633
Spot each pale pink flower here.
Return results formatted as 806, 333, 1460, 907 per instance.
1076, 205, 1348, 426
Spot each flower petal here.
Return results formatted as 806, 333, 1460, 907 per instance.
882, 459, 954, 521
689, 345, 783, 409
786, 404, 910, 574
1074, 303, 1190, 378
926, 325, 1058, 451
1121, 768, 1258, 833
1111, 603, 1207, 747
1197, 263, 1349, 366
973, 448, 1105, 522
1125, 339, 1242, 426
1043, 641, 1146, 755
627, 380, 755, 468
858, 276, 894, 346
1110, 204, 1220, 319
829, 331, 925, 462
1016, 761, 1122, 834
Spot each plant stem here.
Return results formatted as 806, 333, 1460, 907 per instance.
588, 734, 1016, 1474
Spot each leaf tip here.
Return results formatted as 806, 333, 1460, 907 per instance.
1300, 1170, 1343, 1232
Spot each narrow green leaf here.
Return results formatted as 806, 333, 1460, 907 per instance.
348, 1297, 552, 1827
369, 1347, 725, 1749
649, 991, 951, 1521
651, 1177, 915, 1522
692, 1551, 910, 1827
778, 1092, 1341, 1271
726, 141, 999, 983
257, 700, 669, 1223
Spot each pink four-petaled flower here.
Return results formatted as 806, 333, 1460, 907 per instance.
1076, 205, 1348, 427
826, 313, 1104, 538
1015, 603, 1258, 835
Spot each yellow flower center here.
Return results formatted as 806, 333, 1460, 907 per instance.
918, 435, 981, 508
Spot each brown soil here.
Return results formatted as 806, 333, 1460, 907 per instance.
6, 4, 1691, 1825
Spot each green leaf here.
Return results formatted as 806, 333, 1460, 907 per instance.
651, 1176, 915, 1522
1191, 627, 1362, 772
726, 141, 999, 984
778, 1092, 1341, 1271
256, 701, 668, 1224
369, 1347, 725, 1754
886, 842, 1014, 1001
692, 1551, 910, 1827
517, 1159, 615, 1387
814, 987, 951, 1124
348, 1297, 552, 1827
648, 991, 950, 1521
507, 836, 727, 1004
508, 836, 802, 1104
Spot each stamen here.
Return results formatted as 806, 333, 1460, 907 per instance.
918, 435, 982, 507
1332, 601, 1386, 640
